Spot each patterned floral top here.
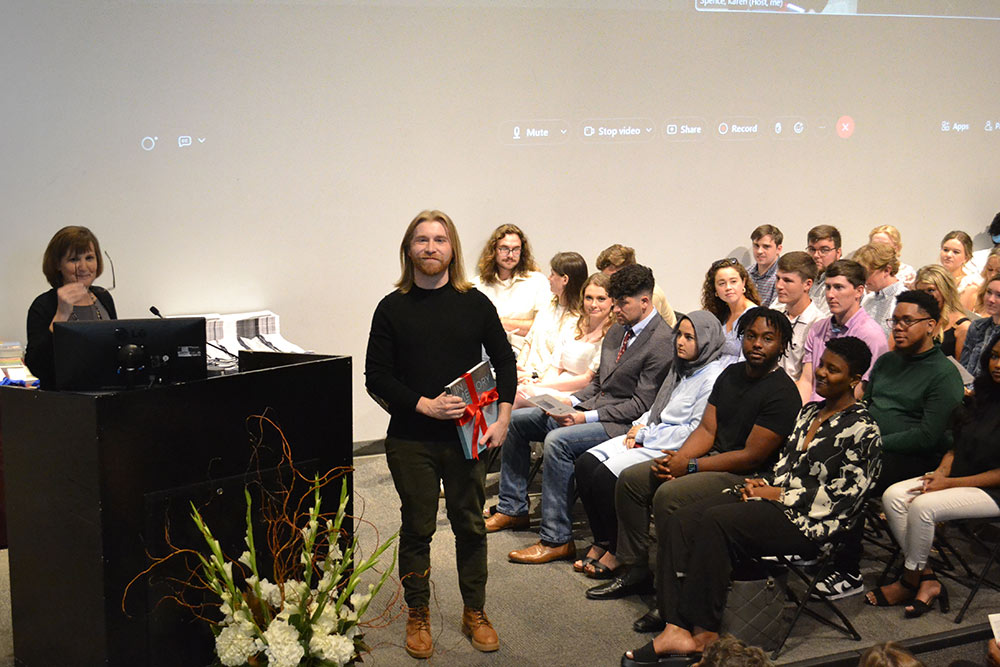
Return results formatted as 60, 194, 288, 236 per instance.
764, 401, 882, 542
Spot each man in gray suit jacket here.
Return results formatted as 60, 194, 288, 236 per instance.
486, 265, 675, 564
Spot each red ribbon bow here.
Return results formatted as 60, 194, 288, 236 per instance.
456, 373, 499, 459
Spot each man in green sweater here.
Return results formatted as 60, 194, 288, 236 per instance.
818, 289, 964, 599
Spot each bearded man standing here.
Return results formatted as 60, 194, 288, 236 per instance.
365, 210, 516, 659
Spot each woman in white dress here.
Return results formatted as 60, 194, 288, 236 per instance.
517, 252, 588, 381
513, 272, 615, 409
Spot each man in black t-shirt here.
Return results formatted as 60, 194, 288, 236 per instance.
365, 210, 517, 659
588, 308, 802, 630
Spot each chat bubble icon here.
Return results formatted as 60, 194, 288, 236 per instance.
178, 135, 192, 147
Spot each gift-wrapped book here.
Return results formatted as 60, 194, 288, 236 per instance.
444, 361, 499, 460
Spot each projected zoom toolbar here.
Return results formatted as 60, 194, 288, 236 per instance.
501, 117, 855, 144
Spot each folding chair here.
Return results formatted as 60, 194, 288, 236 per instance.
762, 510, 866, 660
952, 518, 1000, 623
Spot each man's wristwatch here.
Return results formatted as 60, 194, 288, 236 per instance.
687, 458, 698, 475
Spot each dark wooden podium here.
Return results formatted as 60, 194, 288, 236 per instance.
0, 352, 352, 667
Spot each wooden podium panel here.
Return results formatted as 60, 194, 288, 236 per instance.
0, 353, 352, 666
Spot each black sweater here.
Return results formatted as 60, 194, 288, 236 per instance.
25, 286, 117, 390
365, 284, 516, 442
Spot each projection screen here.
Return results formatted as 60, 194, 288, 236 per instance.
3, 1, 999, 440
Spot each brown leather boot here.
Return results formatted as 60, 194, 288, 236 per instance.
405, 606, 433, 659
461, 606, 499, 652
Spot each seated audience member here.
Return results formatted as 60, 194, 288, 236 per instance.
938, 230, 982, 312
596, 244, 677, 326
855, 242, 906, 340
869, 225, 917, 288
771, 251, 822, 381
796, 260, 888, 404
701, 258, 760, 367
913, 264, 972, 361
517, 252, 587, 380
588, 308, 800, 614
867, 330, 1000, 618
487, 265, 674, 565
622, 337, 880, 664
471, 223, 549, 354
961, 274, 1000, 378
806, 225, 843, 317
858, 642, 926, 667
967, 211, 1000, 276
694, 634, 774, 667
572, 311, 726, 578
973, 247, 1000, 316
514, 272, 615, 408
821, 291, 964, 599
25, 226, 118, 389
747, 224, 782, 307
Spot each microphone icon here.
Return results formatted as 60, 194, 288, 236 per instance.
513, 126, 521, 140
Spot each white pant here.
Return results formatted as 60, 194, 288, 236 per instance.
586, 436, 673, 476
883, 476, 1000, 571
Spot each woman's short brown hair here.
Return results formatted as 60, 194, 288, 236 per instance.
42, 226, 103, 288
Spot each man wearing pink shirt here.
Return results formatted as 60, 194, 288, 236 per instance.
795, 259, 889, 403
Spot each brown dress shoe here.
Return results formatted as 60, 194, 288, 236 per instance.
405, 606, 433, 659
508, 541, 576, 564
484, 512, 529, 533
461, 607, 499, 652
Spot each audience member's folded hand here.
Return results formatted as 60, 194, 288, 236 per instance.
650, 455, 672, 480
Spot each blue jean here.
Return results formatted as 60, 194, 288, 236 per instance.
497, 407, 610, 544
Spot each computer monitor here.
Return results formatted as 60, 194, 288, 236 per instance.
53, 317, 207, 391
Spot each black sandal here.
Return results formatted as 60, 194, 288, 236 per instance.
904, 573, 950, 618
621, 641, 700, 667
585, 561, 618, 580
865, 577, 917, 607
573, 556, 599, 573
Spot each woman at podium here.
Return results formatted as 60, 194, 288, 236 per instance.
24, 226, 117, 389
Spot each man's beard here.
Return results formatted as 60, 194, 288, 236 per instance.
414, 255, 449, 278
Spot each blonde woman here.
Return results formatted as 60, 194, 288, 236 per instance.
514, 273, 615, 408
913, 264, 971, 360
869, 225, 916, 288
973, 247, 1000, 316
938, 230, 981, 312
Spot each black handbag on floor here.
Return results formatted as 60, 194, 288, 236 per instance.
720, 570, 791, 651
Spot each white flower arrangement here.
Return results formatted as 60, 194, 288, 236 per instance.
190, 477, 397, 667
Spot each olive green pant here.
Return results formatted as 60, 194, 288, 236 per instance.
384, 436, 488, 609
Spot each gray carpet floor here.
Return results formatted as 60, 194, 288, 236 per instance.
1, 454, 998, 666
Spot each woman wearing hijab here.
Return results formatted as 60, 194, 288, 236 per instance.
572, 311, 727, 578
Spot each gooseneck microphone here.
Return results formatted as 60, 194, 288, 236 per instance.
150, 305, 239, 360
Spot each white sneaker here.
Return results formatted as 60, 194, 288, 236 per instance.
812, 570, 863, 599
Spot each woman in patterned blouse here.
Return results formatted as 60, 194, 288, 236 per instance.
622, 336, 882, 665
